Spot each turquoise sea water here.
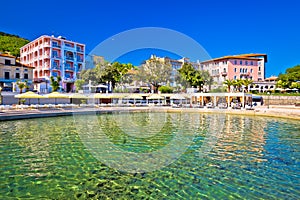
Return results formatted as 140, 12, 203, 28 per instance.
0, 112, 299, 199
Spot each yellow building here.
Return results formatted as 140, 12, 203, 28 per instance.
0, 53, 34, 91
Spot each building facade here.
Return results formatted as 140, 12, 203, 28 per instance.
0, 53, 34, 91
200, 53, 267, 87
20, 35, 85, 93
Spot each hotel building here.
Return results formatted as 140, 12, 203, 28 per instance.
200, 53, 267, 87
20, 35, 85, 93
0, 53, 34, 92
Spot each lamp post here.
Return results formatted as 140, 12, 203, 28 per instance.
0, 86, 2, 105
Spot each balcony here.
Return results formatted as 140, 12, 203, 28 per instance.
33, 78, 46, 83
43, 65, 50, 69
52, 55, 61, 59
63, 78, 75, 83
66, 56, 74, 61
240, 72, 250, 76
52, 43, 61, 48
77, 57, 83, 62
221, 72, 227, 76
76, 47, 84, 53
43, 42, 51, 47
64, 44, 75, 51
65, 66, 74, 71
52, 64, 60, 70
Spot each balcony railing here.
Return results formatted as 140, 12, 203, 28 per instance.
63, 78, 75, 83
65, 66, 74, 71
76, 48, 84, 53
43, 42, 51, 47
52, 64, 60, 70
52, 55, 61, 59
66, 56, 74, 61
52, 43, 61, 48
77, 58, 83, 62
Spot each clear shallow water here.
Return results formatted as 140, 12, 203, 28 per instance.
0, 112, 299, 199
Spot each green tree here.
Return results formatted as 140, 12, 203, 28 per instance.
178, 63, 196, 86
158, 85, 173, 93
233, 79, 243, 92
178, 63, 212, 92
241, 79, 253, 92
74, 79, 85, 92
137, 60, 172, 93
223, 79, 235, 92
50, 76, 61, 92
80, 62, 134, 89
16, 80, 27, 94
202, 70, 214, 91
277, 65, 300, 89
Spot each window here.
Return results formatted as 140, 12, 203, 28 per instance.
245, 61, 248, 65
250, 61, 253, 65
234, 68, 237, 72
250, 69, 253, 73
234, 76, 237, 80
245, 69, 247, 73
240, 68, 242, 73
53, 51, 58, 57
258, 66, 261, 71
16, 68, 20, 71
24, 69, 28, 72
24, 74, 28, 79
5, 59, 11, 65
52, 41, 59, 47
4, 72, 10, 79
234, 60, 237, 65
15, 73, 20, 79
240, 60, 242, 65
223, 68, 226, 73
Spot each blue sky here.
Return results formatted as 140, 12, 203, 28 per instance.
1, 0, 299, 77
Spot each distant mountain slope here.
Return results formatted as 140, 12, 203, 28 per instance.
0, 32, 30, 57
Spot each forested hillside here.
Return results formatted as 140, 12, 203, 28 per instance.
0, 32, 29, 56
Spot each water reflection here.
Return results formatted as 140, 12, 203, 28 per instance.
210, 115, 267, 162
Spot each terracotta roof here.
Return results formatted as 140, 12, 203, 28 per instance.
265, 76, 278, 81
15, 60, 35, 68
0, 53, 15, 58
201, 53, 267, 63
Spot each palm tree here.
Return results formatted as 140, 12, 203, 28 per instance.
241, 79, 253, 92
202, 70, 213, 91
234, 79, 243, 92
50, 76, 62, 92
223, 79, 235, 92
16, 80, 26, 94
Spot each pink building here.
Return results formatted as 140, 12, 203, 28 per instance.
200, 53, 267, 86
20, 35, 85, 93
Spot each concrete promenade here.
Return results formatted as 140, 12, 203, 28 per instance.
1, 105, 300, 121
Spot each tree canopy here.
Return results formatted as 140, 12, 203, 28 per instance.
277, 65, 300, 89
178, 63, 212, 92
136, 59, 172, 92
80, 61, 134, 89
